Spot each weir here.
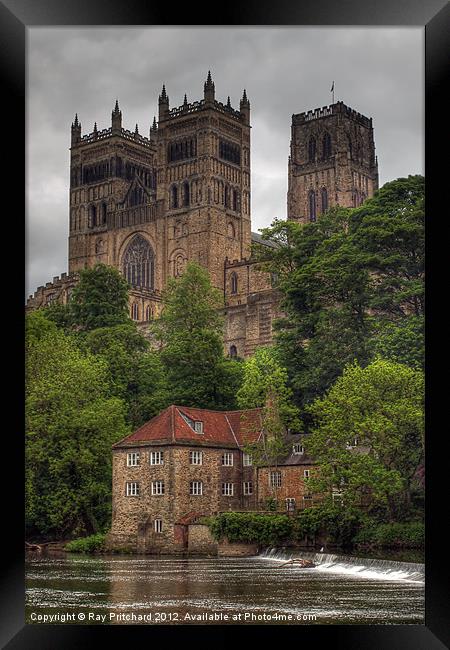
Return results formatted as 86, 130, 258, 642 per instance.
259, 548, 425, 583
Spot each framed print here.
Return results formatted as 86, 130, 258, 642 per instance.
1, 0, 448, 647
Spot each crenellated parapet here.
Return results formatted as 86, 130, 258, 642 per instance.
26, 272, 80, 311
293, 101, 372, 129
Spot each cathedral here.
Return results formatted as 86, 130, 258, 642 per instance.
26, 72, 378, 357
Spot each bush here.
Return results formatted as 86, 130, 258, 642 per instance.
65, 533, 106, 554
206, 513, 295, 546
353, 522, 424, 548
294, 504, 367, 546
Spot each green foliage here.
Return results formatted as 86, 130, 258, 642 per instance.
153, 262, 242, 409
369, 315, 424, 370
353, 521, 424, 548
294, 504, 367, 546
26, 313, 129, 538
255, 176, 424, 407
81, 323, 170, 428
65, 533, 107, 554
236, 346, 300, 430
70, 263, 131, 330
43, 302, 73, 332
306, 359, 424, 515
207, 512, 295, 546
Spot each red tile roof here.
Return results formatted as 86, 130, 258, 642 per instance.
113, 405, 263, 449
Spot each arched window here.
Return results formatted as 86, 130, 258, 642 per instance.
308, 137, 316, 162
227, 222, 235, 238
224, 185, 230, 208
88, 204, 96, 228
123, 235, 155, 289
229, 345, 237, 358
183, 181, 190, 207
145, 305, 153, 321
321, 188, 328, 213
232, 189, 238, 212
322, 132, 332, 159
231, 272, 238, 295
131, 303, 139, 321
171, 185, 178, 209
308, 190, 316, 222
101, 202, 107, 224
348, 136, 353, 160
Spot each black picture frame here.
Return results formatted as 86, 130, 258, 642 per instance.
1, 0, 448, 647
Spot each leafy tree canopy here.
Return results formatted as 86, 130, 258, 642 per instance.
305, 359, 424, 517
152, 261, 242, 409
70, 263, 131, 330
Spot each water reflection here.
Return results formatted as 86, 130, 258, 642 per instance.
26, 554, 424, 625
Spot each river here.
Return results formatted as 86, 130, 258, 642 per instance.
25, 550, 424, 625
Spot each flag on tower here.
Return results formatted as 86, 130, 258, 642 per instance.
330, 81, 334, 92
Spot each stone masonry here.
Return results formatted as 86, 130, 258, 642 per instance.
26, 76, 378, 357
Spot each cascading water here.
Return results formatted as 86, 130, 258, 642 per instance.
259, 547, 424, 583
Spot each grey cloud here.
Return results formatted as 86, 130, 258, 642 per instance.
26, 27, 423, 297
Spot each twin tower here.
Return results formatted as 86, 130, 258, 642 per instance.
29, 72, 379, 357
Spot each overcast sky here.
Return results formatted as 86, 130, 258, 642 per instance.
26, 26, 424, 297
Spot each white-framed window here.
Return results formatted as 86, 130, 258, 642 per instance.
270, 471, 282, 488
243, 453, 252, 466
189, 450, 203, 465
127, 452, 140, 467
154, 519, 163, 533
243, 481, 253, 496
151, 481, 165, 495
292, 444, 304, 455
304, 469, 310, 479
222, 482, 234, 496
150, 451, 164, 465
222, 452, 233, 466
286, 497, 296, 511
194, 421, 203, 434
126, 482, 140, 496
190, 481, 203, 496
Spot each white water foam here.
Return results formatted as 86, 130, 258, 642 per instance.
259, 548, 424, 584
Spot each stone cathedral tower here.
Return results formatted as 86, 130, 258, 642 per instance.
287, 101, 379, 223
27, 88, 381, 359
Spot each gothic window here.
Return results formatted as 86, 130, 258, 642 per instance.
183, 181, 190, 207
224, 185, 230, 208
321, 187, 328, 213
131, 303, 139, 321
145, 305, 153, 321
322, 132, 332, 159
88, 204, 97, 228
95, 239, 104, 254
174, 254, 185, 277
229, 345, 237, 358
308, 190, 317, 222
101, 202, 107, 224
123, 235, 155, 289
232, 189, 238, 212
308, 137, 316, 162
348, 136, 353, 160
171, 185, 178, 209
231, 272, 238, 295
227, 222, 235, 238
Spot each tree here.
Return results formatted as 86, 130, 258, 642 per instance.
152, 261, 242, 409
82, 323, 171, 428
237, 346, 301, 505
252, 176, 425, 408
70, 263, 131, 330
26, 312, 129, 538
305, 359, 424, 518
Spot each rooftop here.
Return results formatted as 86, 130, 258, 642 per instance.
113, 405, 264, 449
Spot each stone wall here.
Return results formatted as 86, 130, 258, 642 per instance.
217, 540, 258, 557
187, 524, 217, 554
